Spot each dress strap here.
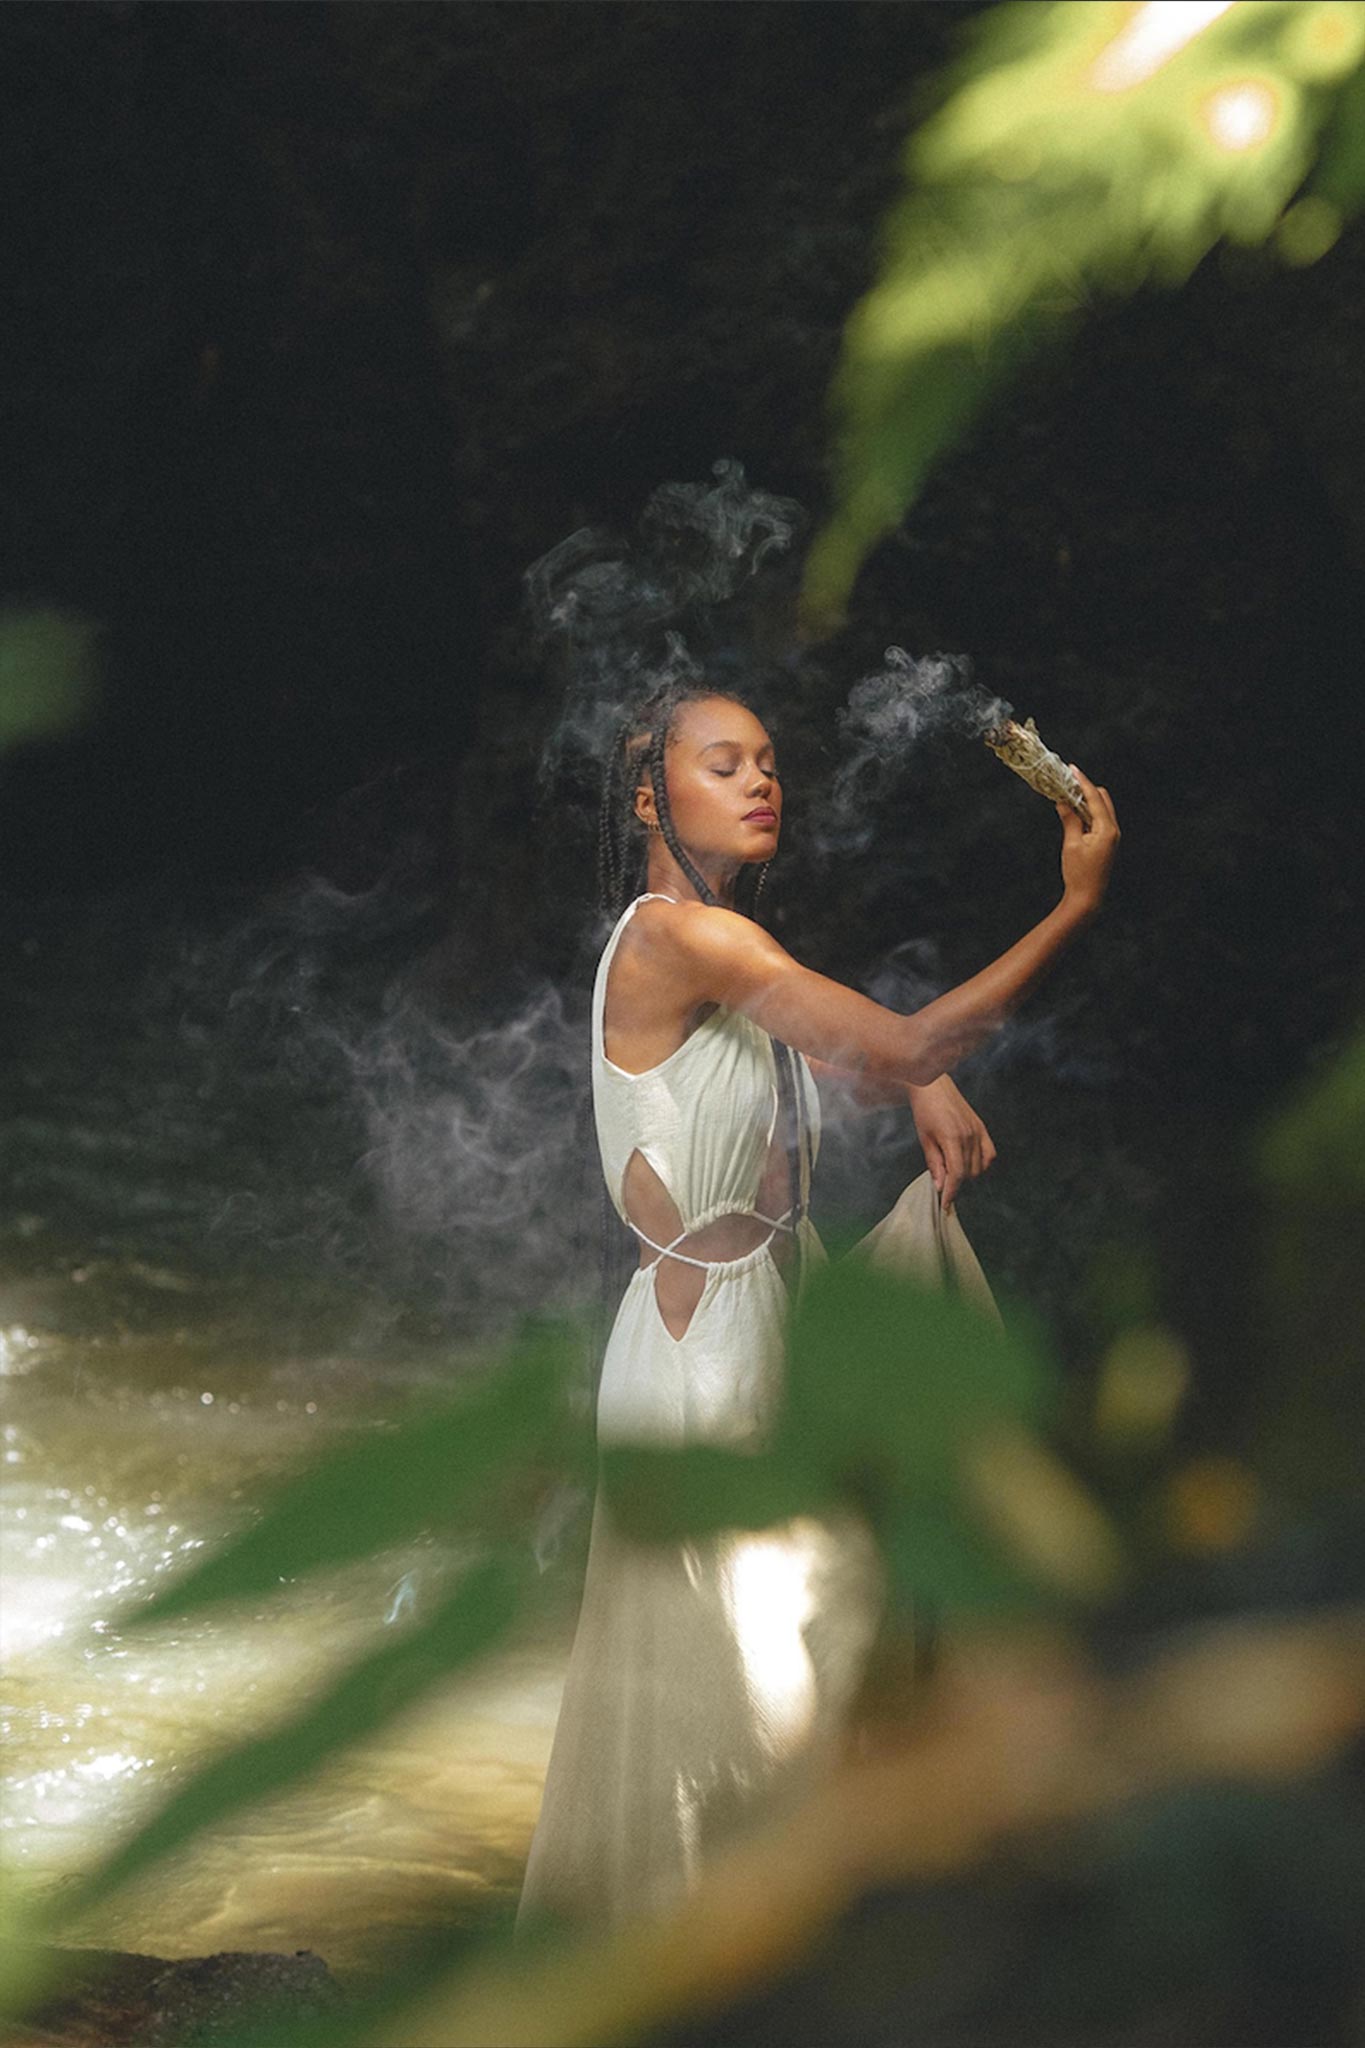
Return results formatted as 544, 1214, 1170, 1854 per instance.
630, 1207, 795, 1272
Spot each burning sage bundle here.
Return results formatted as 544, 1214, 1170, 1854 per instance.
983, 716, 1090, 824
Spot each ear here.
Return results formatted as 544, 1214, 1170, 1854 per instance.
633, 775, 657, 829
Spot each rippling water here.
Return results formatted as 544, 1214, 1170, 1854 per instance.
0, 893, 575, 1975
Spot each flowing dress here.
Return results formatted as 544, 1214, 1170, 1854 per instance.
517, 894, 883, 1926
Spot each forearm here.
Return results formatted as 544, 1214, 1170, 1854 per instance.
898, 896, 1091, 1085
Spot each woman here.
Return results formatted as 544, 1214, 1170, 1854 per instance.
518, 679, 1119, 1926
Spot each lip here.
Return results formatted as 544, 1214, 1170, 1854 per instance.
742, 807, 778, 825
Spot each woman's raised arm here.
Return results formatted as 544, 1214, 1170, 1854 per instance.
662, 771, 1119, 1088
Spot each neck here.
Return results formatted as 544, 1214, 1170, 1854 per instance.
646, 845, 740, 908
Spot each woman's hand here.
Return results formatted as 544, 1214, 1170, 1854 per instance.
1059, 768, 1120, 916
907, 1074, 997, 1214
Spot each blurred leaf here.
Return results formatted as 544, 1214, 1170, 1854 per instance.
881, 1497, 1041, 1617
1251, 1027, 1365, 1500
606, 1257, 1090, 1618
782, 1254, 1052, 1490
44, 1552, 525, 1934
601, 1441, 832, 1541
126, 1322, 586, 1625
0, 608, 100, 750
803, 0, 1365, 629
1306, 55, 1365, 204
1258, 1027, 1365, 1200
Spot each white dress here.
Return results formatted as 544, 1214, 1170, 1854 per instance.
517, 895, 882, 1926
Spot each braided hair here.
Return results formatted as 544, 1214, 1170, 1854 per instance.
596, 680, 806, 1249
598, 681, 771, 923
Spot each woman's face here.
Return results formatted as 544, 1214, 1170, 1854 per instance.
636, 694, 781, 867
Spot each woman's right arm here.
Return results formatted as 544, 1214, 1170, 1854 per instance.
667, 770, 1120, 1088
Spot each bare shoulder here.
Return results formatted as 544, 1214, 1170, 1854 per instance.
624, 897, 791, 1003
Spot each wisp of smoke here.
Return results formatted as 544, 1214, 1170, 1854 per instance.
821, 646, 1011, 852
351, 981, 593, 1326
529, 458, 805, 785
164, 873, 599, 1345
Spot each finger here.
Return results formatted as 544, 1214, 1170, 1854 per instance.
941, 1139, 965, 1214
923, 1135, 946, 1194
981, 1129, 998, 1169
1070, 766, 1117, 829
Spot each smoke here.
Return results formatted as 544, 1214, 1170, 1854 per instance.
148, 870, 598, 1349
349, 980, 593, 1323
821, 646, 1010, 853
529, 458, 805, 784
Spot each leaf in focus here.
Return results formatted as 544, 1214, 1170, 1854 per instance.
124, 1322, 585, 1626
39, 1553, 524, 1936
802, 0, 1365, 630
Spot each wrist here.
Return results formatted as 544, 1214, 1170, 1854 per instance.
1057, 888, 1098, 931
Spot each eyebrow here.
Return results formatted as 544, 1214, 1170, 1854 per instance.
699, 738, 775, 756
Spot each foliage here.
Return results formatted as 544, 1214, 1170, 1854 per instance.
603, 1253, 1121, 1620
802, 0, 1365, 631
0, 607, 99, 751
5, 1016, 1365, 2042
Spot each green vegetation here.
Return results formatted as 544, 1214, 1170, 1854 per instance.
0, 607, 99, 752
802, 0, 1365, 631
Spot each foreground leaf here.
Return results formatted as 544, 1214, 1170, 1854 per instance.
803, 0, 1365, 629
42, 1552, 525, 1933
126, 1322, 583, 1625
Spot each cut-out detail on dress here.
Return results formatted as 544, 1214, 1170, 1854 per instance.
621, 1144, 797, 1340
518, 896, 861, 1930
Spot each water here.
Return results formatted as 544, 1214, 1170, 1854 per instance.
0, 1332, 571, 1978
0, 893, 574, 1977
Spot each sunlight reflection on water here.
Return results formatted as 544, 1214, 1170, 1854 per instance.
0, 1344, 567, 1972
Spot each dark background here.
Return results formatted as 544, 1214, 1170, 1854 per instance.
3, 0, 1363, 1435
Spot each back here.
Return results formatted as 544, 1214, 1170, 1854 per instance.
591, 896, 819, 1239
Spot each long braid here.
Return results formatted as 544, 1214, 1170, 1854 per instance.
648, 717, 716, 906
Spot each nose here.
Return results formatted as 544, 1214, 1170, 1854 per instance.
746, 763, 773, 797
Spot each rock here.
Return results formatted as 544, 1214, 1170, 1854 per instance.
15, 1946, 346, 2048
144, 1951, 345, 2047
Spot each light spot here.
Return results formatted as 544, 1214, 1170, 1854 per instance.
1091, 1, 1235, 92
723, 1529, 819, 1753
1203, 78, 1279, 151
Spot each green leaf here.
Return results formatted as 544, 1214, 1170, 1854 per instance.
880, 1498, 1042, 1618
0, 608, 99, 750
1258, 1027, 1365, 1201
801, 0, 1365, 627
600, 1441, 831, 1542
125, 1323, 585, 1626
782, 1255, 1052, 1494
1306, 61, 1365, 207
46, 1552, 525, 1932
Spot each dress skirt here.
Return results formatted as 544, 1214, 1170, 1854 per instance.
517, 1236, 883, 1927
